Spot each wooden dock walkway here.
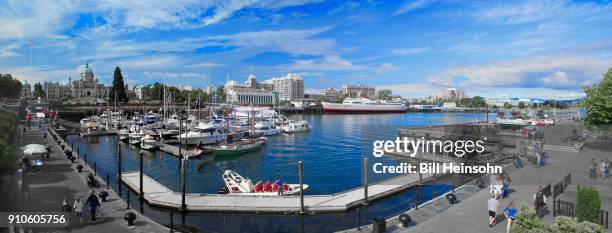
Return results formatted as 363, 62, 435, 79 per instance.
121, 171, 433, 213
158, 142, 201, 158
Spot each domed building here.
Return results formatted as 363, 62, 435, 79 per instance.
44, 63, 111, 102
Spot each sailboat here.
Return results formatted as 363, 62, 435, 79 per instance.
210, 107, 265, 156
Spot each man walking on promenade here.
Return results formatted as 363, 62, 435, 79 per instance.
85, 190, 101, 222
533, 187, 547, 218
488, 193, 499, 227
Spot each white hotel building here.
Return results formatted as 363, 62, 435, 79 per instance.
224, 73, 305, 105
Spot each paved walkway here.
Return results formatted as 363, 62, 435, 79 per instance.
340, 121, 611, 233
0, 124, 168, 233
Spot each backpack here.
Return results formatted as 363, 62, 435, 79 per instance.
535, 192, 544, 205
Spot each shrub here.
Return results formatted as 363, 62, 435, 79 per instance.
555, 216, 605, 233
575, 185, 601, 223
512, 204, 555, 233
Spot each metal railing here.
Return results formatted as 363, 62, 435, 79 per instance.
553, 199, 608, 229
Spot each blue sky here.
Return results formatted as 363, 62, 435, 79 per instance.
1, 0, 611, 98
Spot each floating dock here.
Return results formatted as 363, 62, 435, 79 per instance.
158, 143, 201, 159
80, 129, 117, 137
121, 171, 434, 213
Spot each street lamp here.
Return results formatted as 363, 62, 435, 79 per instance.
177, 110, 188, 216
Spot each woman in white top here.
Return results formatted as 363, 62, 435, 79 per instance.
73, 198, 84, 225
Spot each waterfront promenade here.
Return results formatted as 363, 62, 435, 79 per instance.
0, 124, 168, 233
340, 121, 611, 233
121, 170, 434, 213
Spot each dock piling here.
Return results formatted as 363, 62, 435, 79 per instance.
139, 152, 144, 200
299, 161, 305, 214
363, 158, 368, 205
94, 162, 97, 176
118, 142, 122, 197
106, 174, 110, 189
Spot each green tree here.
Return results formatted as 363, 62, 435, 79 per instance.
149, 82, 165, 101
33, 82, 45, 98
109, 66, 128, 103
503, 102, 513, 109
0, 74, 23, 98
512, 204, 555, 233
215, 86, 226, 103
583, 68, 612, 125
377, 89, 393, 100
518, 101, 526, 109
471, 96, 486, 107
575, 185, 601, 223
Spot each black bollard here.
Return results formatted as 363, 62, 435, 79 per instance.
107, 174, 110, 189
84, 153, 87, 164
94, 162, 97, 176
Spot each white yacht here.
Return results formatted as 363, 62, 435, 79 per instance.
140, 135, 158, 150
281, 120, 310, 133
178, 121, 227, 145
254, 122, 280, 136
128, 132, 144, 145
118, 128, 130, 141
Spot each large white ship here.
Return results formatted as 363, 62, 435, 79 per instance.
321, 98, 407, 113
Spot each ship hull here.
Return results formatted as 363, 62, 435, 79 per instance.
321, 102, 407, 113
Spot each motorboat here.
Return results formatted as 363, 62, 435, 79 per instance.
140, 135, 158, 150
178, 121, 227, 145
281, 120, 310, 133
220, 170, 308, 196
254, 122, 280, 136
128, 132, 144, 145
118, 128, 130, 141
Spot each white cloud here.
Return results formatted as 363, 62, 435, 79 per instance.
427, 56, 612, 90
144, 71, 208, 80
119, 56, 182, 69
0, 0, 81, 40
0, 0, 322, 40
471, 0, 612, 25
207, 27, 335, 56
189, 62, 225, 68
391, 47, 430, 55
0, 43, 21, 57
376, 63, 399, 74
394, 0, 434, 15
280, 55, 367, 71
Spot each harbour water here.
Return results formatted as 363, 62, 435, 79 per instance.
67, 112, 494, 232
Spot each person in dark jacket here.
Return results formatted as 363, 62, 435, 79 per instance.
85, 190, 100, 221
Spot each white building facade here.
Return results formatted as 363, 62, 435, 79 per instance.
224, 75, 277, 105
266, 73, 304, 101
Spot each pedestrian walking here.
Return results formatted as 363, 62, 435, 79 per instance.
503, 201, 517, 233
589, 158, 598, 179
85, 190, 100, 222
73, 198, 84, 225
487, 193, 499, 227
533, 187, 547, 218
503, 176, 511, 198
599, 160, 607, 179
61, 198, 72, 213
604, 159, 610, 180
